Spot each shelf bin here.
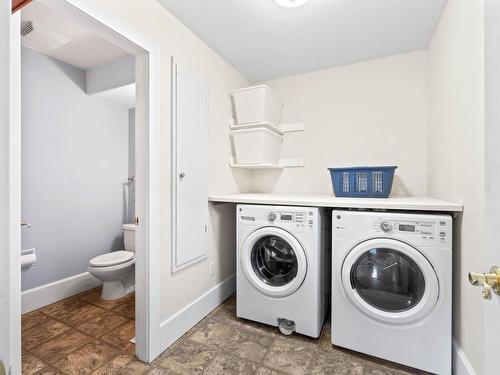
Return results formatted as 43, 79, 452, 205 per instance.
231, 85, 284, 126
231, 128, 282, 165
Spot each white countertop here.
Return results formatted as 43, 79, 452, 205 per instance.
209, 193, 463, 212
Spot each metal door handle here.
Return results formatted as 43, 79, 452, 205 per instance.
20, 219, 30, 228
469, 266, 500, 299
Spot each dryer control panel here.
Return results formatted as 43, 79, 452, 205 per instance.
333, 210, 452, 247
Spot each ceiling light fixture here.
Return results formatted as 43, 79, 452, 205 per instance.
273, 0, 310, 8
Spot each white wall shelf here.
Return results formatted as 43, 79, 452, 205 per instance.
229, 156, 304, 169
229, 119, 305, 135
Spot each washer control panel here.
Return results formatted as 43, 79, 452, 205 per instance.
264, 210, 315, 228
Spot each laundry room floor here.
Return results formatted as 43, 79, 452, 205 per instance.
153, 295, 430, 375
22, 291, 429, 375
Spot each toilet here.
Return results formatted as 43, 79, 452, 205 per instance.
88, 224, 136, 300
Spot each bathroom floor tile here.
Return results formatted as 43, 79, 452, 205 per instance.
78, 288, 134, 311
100, 321, 136, 353
52, 302, 107, 327
22, 352, 47, 375
112, 298, 136, 320
53, 340, 120, 375
76, 311, 129, 338
31, 330, 93, 365
22, 310, 51, 332
42, 298, 89, 320
22, 318, 72, 350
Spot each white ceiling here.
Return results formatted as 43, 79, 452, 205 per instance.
157, 0, 447, 82
21, 1, 130, 70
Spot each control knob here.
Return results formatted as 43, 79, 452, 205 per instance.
267, 212, 277, 222
380, 221, 393, 233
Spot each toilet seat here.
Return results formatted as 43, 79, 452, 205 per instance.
90, 250, 134, 268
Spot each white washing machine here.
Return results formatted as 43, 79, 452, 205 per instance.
237, 205, 330, 338
332, 210, 452, 375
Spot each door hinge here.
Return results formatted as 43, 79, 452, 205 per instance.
205, 225, 208, 233
135, 217, 140, 226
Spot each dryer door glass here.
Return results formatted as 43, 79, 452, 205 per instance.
350, 248, 425, 312
251, 235, 298, 287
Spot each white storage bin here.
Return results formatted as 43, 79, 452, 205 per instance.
231, 85, 284, 126
231, 128, 282, 165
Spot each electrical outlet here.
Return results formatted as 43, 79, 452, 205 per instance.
209, 261, 215, 277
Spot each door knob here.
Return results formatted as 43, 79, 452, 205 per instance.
469, 266, 500, 300
20, 219, 30, 228
179, 172, 186, 179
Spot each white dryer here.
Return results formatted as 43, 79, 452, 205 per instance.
332, 210, 452, 374
237, 205, 330, 338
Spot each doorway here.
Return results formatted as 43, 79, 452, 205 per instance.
4, 0, 162, 372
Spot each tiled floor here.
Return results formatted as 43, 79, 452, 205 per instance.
23, 291, 428, 374
22, 287, 144, 375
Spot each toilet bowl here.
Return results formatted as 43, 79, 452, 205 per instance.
88, 224, 137, 300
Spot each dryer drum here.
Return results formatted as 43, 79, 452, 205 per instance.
350, 248, 426, 313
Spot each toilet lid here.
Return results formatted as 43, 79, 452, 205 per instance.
90, 251, 134, 267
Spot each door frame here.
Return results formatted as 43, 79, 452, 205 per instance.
10, 0, 163, 365
1, 7, 21, 375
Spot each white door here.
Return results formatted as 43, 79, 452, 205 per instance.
0, 5, 21, 375
484, 1, 500, 374
172, 61, 209, 272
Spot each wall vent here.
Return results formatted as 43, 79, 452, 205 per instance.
21, 21, 34, 36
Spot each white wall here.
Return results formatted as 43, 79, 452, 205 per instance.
86, 56, 135, 95
61, 0, 251, 325
21, 47, 130, 291
252, 51, 429, 196
428, 0, 485, 373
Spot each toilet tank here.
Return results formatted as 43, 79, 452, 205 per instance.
122, 224, 136, 252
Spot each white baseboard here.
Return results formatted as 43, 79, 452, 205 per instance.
453, 339, 477, 375
160, 274, 236, 349
22, 271, 102, 314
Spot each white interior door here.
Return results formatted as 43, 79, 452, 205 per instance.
172, 61, 209, 272
0, 6, 21, 375
484, 1, 500, 374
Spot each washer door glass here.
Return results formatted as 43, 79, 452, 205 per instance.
350, 248, 425, 312
251, 235, 298, 287
241, 227, 307, 298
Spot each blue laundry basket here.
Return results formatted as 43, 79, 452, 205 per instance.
328, 166, 397, 198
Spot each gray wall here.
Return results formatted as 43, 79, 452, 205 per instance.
21, 47, 129, 291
